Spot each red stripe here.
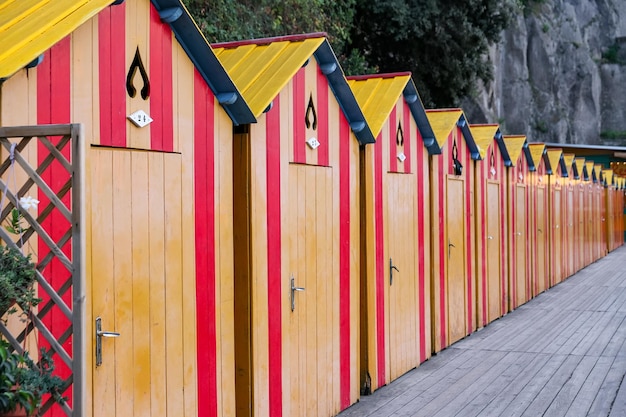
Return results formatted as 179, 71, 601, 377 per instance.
374, 132, 385, 385
98, 4, 126, 147
416, 128, 426, 362
403, 103, 411, 173
481, 154, 487, 326
150, 6, 174, 151
339, 114, 351, 408
317, 66, 329, 166
500, 155, 506, 313
266, 97, 283, 416
389, 108, 397, 172
38, 37, 72, 417
438, 157, 446, 348
293, 68, 306, 163
464, 130, 472, 334
194, 70, 217, 417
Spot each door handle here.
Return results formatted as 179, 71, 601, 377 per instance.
290, 276, 305, 312
96, 317, 120, 367
389, 258, 399, 286
487, 235, 493, 240
448, 240, 455, 258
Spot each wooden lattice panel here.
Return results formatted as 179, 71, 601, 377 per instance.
0, 124, 83, 417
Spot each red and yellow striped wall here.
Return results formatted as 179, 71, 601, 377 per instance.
529, 144, 549, 295
0, 1, 240, 416
502, 136, 532, 311
214, 36, 362, 416
426, 109, 478, 352
348, 73, 431, 392
471, 124, 508, 327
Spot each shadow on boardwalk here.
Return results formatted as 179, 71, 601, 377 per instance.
339, 245, 626, 417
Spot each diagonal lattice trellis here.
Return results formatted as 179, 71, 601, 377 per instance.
0, 124, 84, 417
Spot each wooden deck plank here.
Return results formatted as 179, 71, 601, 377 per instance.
338, 245, 626, 417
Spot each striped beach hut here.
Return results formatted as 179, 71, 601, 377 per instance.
425, 108, 480, 352
213, 33, 374, 416
562, 154, 577, 278
0, 1, 255, 416
528, 143, 550, 295
470, 124, 508, 326
347, 72, 435, 392
546, 149, 567, 285
502, 136, 534, 310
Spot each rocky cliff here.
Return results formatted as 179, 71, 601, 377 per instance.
462, 0, 626, 145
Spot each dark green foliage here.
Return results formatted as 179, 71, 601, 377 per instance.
0, 340, 66, 415
183, 0, 514, 107
346, 0, 513, 107
0, 245, 40, 316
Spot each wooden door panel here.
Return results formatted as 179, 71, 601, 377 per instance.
536, 188, 547, 293
446, 177, 466, 345
515, 185, 527, 307
486, 182, 501, 323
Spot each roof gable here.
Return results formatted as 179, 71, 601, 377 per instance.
547, 149, 564, 176
503, 135, 527, 167
426, 108, 479, 159
213, 33, 375, 144
528, 143, 546, 169
0, 0, 114, 79
347, 72, 438, 153
469, 124, 500, 160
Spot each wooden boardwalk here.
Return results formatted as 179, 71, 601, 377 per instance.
339, 245, 626, 417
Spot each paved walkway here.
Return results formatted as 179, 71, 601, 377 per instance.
339, 245, 626, 417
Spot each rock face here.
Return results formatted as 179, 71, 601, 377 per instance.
462, 0, 626, 145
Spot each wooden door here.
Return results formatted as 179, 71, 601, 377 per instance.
577, 191, 584, 271
485, 182, 501, 323
553, 189, 562, 284
285, 164, 335, 417
567, 189, 575, 276
536, 188, 547, 293
387, 173, 419, 380
91, 149, 186, 417
446, 177, 466, 345
515, 185, 527, 307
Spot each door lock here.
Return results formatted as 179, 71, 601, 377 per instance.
96, 317, 120, 367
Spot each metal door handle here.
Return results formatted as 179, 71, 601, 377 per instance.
448, 240, 455, 258
389, 258, 399, 286
487, 235, 493, 240
290, 276, 305, 312
96, 317, 119, 367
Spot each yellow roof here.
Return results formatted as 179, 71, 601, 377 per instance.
469, 124, 499, 159
528, 143, 545, 167
348, 74, 411, 138
213, 37, 325, 117
574, 158, 586, 176
547, 149, 563, 174
502, 135, 526, 166
0, 0, 114, 79
562, 154, 576, 172
585, 161, 595, 179
425, 109, 463, 149
603, 169, 614, 185
594, 165, 602, 179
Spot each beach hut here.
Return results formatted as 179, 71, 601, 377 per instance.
562, 154, 577, 278
0, 1, 256, 416
584, 161, 598, 264
573, 158, 587, 271
213, 33, 374, 416
546, 149, 566, 285
502, 136, 534, 310
425, 109, 480, 352
471, 124, 508, 326
347, 72, 435, 391
528, 143, 549, 295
